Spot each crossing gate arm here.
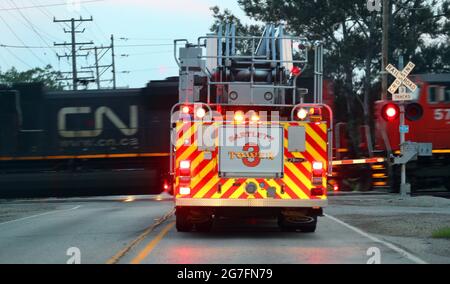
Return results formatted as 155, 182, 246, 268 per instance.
332, 157, 386, 166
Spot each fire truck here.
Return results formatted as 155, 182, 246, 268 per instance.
169, 24, 333, 232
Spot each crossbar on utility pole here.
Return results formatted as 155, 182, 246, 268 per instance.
54, 17, 93, 91
80, 35, 117, 90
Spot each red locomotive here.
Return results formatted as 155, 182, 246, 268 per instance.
373, 74, 450, 193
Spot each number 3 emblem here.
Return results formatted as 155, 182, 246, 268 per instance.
242, 143, 261, 168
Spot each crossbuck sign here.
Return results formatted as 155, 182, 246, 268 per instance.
386, 62, 418, 101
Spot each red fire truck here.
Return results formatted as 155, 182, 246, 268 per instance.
169, 24, 333, 232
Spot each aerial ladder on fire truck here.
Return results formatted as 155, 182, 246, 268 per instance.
169, 24, 333, 232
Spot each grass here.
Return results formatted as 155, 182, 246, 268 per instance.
432, 228, 450, 239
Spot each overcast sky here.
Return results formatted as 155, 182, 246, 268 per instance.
0, 0, 252, 88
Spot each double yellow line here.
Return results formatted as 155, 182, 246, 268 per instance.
106, 211, 175, 265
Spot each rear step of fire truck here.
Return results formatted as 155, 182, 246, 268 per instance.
170, 24, 332, 233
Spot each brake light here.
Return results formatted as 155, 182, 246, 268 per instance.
312, 161, 324, 186
333, 184, 339, 192
311, 188, 324, 196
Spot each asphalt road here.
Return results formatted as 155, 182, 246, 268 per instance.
0, 195, 426, 264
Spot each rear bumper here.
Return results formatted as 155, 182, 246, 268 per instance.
175, 198, 328, 208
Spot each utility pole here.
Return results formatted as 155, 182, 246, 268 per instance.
111, 35, 116, 90
54, 17, 93, 91
80, 35, 117, 90
381, 0, 390, 101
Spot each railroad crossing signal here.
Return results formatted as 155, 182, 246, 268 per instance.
386, 62, 418, 100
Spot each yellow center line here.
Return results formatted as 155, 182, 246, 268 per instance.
106, 210, 174, 264
130, 222, 175, 264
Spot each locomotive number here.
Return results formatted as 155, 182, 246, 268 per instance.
434, 109, 450, 121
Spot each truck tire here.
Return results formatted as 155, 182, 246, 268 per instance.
298, 222, 317, 233
195, 219, 213, 232
278, 215, 317, 233
176, 209, 193, 232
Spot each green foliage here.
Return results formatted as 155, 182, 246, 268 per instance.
432, 227, 450, 239
0, 65, 63, 90
211, 0, 450, 155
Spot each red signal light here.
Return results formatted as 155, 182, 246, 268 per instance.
381, 103, 400, 122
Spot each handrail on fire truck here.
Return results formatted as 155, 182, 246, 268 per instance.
173, 23, 324, 106
291, 103, 334, 176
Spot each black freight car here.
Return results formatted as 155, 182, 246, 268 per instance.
0, 78, 178, 197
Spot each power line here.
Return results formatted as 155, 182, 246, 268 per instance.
1, 46, 33, 68
0, 43, 174, 49
0, 14, 47, 66
7, 0, 59, 57
0, 0, 105, 11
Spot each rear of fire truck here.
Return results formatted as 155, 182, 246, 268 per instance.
170, 24, 333, 232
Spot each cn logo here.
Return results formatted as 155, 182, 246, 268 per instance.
58, 106, 138, 138
242, 143, 261, 168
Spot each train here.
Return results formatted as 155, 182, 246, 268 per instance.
0, 79, 179, 197
0, 73, 449, 198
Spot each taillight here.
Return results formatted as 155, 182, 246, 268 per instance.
312, 161, 324, 172
312, 161, 324, 186
179, 187, 191, 195
311, 188, 324, 196
180, 160, 191, 176
333, 184, 339, 192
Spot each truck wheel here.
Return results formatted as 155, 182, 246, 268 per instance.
299, 221, 317, 233
176, 209, 193, 232
195, 219, 213, 232
278, 215, 317, 233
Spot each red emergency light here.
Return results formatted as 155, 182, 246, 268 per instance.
291, 66, 302, 77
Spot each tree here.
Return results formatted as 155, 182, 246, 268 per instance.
211, 0, 450, 156
0, 65, 63, 90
